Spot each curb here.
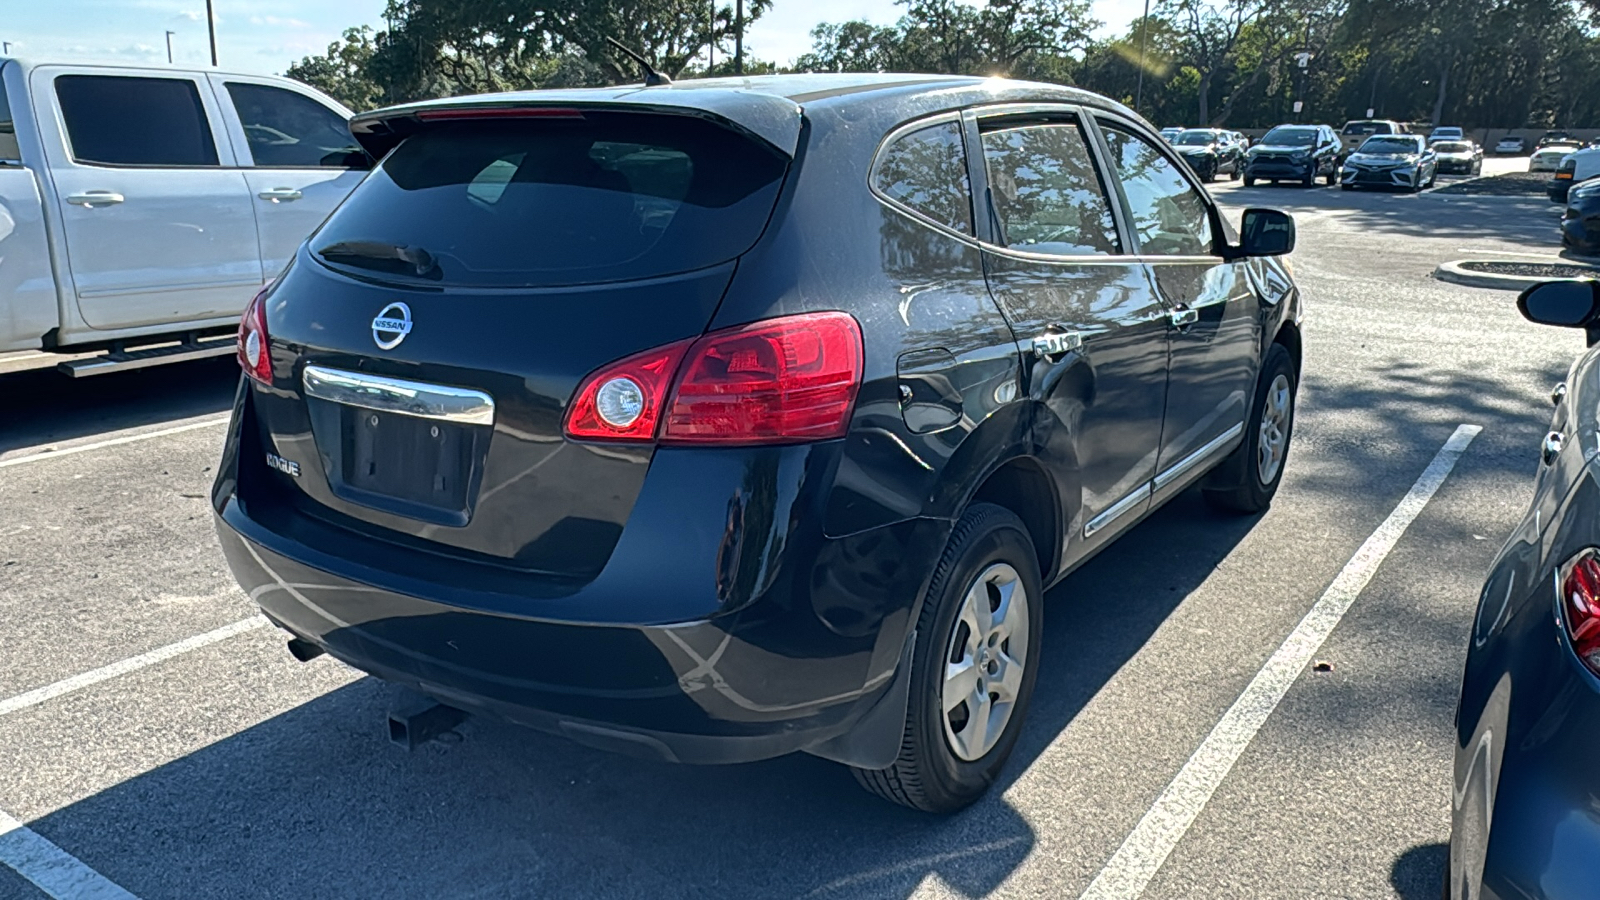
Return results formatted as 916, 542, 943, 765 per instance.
1434, 259, 1600, 291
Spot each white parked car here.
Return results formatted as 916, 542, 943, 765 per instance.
1530, 146, 1576, 173
1494, 136, 1528, 154
1428, 126, 1464, 143
0, 57, 367, 375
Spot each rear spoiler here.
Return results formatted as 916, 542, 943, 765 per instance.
349, 88, 803, 160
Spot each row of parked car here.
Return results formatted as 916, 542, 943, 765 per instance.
1159, 121, 1471, 192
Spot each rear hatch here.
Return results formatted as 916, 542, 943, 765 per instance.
248, 104, 794, 580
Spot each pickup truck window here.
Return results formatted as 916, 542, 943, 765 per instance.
224, 82, 368, 169
55, 75, 219, 167
0, 73, 18, 162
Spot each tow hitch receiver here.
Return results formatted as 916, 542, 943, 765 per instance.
387, 697, 468, 751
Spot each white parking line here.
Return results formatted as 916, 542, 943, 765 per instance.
1079, 423, 1482, 900
0, 416, 230, 469
0, 616, 265, 719
0, 809, 138, 899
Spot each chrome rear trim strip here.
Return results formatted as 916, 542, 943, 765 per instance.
301, 365, 495, 426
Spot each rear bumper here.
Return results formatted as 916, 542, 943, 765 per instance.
217, 505, 945, 763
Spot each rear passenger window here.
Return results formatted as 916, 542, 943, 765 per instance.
873, 121, 973, 234
224, 82, 367, 168
0, 74, 17, 162
1100, 126, 1214, 257
55, 75, 218, 167
979, 121, 1121, 256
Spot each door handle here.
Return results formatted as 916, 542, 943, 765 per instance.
258, 188, 303, 202
1031, 330, 1082, 360
65, 191, 124, 207
1170, 307, 1199, 328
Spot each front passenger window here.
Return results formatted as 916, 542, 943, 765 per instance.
1101, 126, 1214, 257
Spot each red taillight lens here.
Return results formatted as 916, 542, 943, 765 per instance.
237, 284, 272, 385
564, 339, 693, 441
1560, 549, 1600, 674
663, 311, 863, 445
562, 312, 864, 445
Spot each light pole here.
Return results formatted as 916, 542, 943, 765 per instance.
1134, 0, 1150, 114
2, 42, 11, 55
205, 0, 218, 66
734, 0, 743, 75
165, 31, 175, 64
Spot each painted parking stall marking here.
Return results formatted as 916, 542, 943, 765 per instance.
0, 809, 138, 900
1079, 424, 1482, 900
0, 415, 230, 469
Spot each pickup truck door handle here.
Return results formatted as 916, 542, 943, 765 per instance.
258, 188, 303, 202
1169, 307, 1199, 328
65, 191, 124, 207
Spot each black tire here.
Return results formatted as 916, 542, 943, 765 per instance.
1203, 344, 1296, 514
1243, 176, 1256, 187
1341, 183, 1354, 191
851, 503, 1044, 813
1302, 168, 1316, 187
1229, 166, 1241, 181
1324, 166, 1338, 186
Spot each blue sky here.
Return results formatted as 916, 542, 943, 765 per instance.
0, 0, 1148, 76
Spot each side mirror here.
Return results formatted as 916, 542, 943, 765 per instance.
1236, 208, 1295, 257
1518, 280, 1600, 342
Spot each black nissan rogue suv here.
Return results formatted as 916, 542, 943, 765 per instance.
213, 73, 1304, 813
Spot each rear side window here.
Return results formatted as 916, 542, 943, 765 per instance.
873, 121, 972, 234
224, 82, 367, 168
311, 113, 789, 287
979, 121, 1121, 256
55, 75, 218, 167
0, 70, 18, 162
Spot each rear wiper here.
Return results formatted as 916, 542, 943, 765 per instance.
315, 240, 437, 278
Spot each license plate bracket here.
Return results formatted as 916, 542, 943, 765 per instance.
305, 399, 489, 527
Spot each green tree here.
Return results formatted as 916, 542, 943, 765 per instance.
286, 26, 383, 110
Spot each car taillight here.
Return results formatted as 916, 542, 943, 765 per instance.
1560, 549, 1600, 674
663, 312, 863, 445
237, 284, 273, 385
562, 312, 864, 446
564, 339, 693, 441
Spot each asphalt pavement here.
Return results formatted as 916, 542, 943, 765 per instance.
0, 154, 1577, 900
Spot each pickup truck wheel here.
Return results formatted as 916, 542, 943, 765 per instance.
851, 503, 1042, 813
1204, 344, 1296, 515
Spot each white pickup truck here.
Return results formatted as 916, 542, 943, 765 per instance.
0, 58, 367, 375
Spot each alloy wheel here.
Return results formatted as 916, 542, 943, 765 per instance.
941, 562, 1030, 762
1257, 373, 1293, 485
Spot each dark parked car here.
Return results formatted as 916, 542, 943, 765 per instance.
1537, 129, 1577, 148
1432, 140, 1483, 175
1243, 124, 1342, 186
1451, 278, 1600, 899
1560, 177, 1600, 253
212, 73, 1304, 812
1171, 127, 1243, 181
1340, 134, 1437, 191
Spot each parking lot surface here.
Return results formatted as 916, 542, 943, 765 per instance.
0, 157, 1576, 899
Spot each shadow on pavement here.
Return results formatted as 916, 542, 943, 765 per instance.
1217, 183, 1557, 250
0, 357, 238, 455
1391, 842, 1448, 900
23, 484, 1266, 899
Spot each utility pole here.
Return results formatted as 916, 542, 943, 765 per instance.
165, 31, 175, 64
1, 42, 11, 55
1134, 0, 1150, 114
734, 0, 743, 75
205, 0, 218, 66
708, 0, 715, 73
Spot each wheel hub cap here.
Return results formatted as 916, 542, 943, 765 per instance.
941, 563, 1029, 762
1257, 373, 1293, 485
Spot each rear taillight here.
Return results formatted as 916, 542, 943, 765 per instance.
562, 311, 863, 446
564, 339, 692, 441
1560, 549, 1600, 674
237, 284, 272, 385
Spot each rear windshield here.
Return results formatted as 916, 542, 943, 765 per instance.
311, 112, 789, 287
1343, 122, 1393, 136
1261, 126, 1317, 146
1175, 130, 1219, 145
1434, 141, 1471, 152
